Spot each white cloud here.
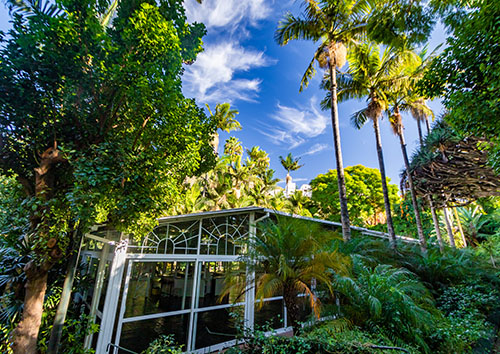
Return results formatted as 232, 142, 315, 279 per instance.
263, 98, 329, 148
293, 178, 309, 182
300, 143, 329, 157
185, 0, 271, 30
183, 42, 273, 103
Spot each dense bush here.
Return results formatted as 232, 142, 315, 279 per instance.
224, 324, 418, 354
434, 282, 499, 351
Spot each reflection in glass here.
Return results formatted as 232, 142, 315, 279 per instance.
125, 261, 195, 318
119, 314, 189, 353
79, 257, 99, 305
98, 261, 111, 312
255, 299, 284, 330
296, 295, 313, 323
197, 261, 245, 308
194, 306, 243, 349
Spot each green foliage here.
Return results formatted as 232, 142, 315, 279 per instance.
392, 194, 433, 239
0, 0, 215, 348
420, 0, 500, 171
224, 217, 350, 332
143, 334, 183, 354
279, 153, 303, 173
434, 282, 499, 351
226, 324, 418, 354
311, 165, 400, 227
206, 103, 241, 133
367, 0, 435, 47
0, 0, 216, 265
334, 258, 435, 351
173, 140, 313, 217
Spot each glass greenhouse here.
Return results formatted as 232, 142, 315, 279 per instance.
78, 207, 416, 354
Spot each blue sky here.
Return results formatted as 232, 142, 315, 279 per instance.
0, 1, 447, 189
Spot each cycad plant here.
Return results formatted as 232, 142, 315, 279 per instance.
334, 257, 435, 351
275, 0, 372, 241
328, 42, 419, 248
226, 217, 350, 333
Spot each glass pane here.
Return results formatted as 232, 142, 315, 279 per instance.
194, 306, 243, 349
198, 261, 245, 308
296, 295, 313, 323
200, 216, 248, 255
79, 257, 99, 305
255, 299, 284, 330
98, 261, 112, 312
119, 314, 190, 353
125, 261, 195, 318
140, 221, 199, 254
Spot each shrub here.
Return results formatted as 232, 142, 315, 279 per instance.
142, 334, 183, 354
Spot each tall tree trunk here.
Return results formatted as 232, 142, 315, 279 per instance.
13, 146, 64, 354
443, 207, 456, 248
416, 119, 424, 145
416, 119, 442, 252
12, 267, 48, 354
428, 197, 444, 252
372, 117, 396, 248
453, 207, 467, 247
328, 63, 351, 241
398, 131, 427, 253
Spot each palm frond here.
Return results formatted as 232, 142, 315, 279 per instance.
350, 108, 369, 129
5, 0, 62, 17
275, 13, 321, 46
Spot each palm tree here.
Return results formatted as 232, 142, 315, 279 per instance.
389, 107, 427, 252
331, 43, 418, 248
279, 152, 303, 185
246, 146, 270, 176
275, 0, 372, 241
405, 97, 445, 251
206, 103, 241, 154
286, 190, 313, 217
225, 217, 350, 333
409, 98, 434, 145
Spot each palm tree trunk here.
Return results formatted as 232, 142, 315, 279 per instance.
416, 119, 442, 251
443, 207, 456, 248
416, 119, 424, 145
328, 63, 351, 241
372, 118, 396, 248
428, 196, 444, 252
283, 283, 301, 334
398, 131, 427, 253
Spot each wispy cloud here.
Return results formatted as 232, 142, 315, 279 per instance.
183, 42, 273, 103
293, 178, 309, 182
300, 143, 329, 157
185, 0, 272, 31
262, 98, 329, 148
